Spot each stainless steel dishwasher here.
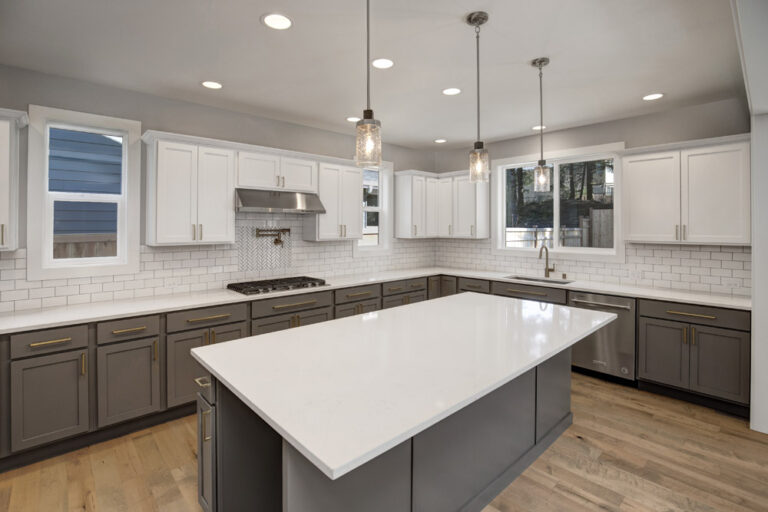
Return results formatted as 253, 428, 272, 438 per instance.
568, 292, 636, 380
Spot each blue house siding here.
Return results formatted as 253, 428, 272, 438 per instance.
48, 128, 123, 195
53, 201, 118, 236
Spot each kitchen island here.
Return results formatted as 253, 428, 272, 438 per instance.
191, 292, 616, 512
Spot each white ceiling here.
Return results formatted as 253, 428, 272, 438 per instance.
0, 0, 745, 149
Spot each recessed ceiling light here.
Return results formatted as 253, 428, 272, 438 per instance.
262, 13, 292, 30
434, 138, 447, 144
346, 116, 361, 123
532, 125, 546, 131
201, 81, 222, 90
643, 93, 664, 101
372, 58, 394, 69
442, 88, 461, 96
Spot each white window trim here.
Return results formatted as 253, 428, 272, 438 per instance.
354, 161, 394, 257
490, 142, 626, 263
27, 105, 141, 280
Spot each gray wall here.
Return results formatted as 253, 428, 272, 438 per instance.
433, 97, 751, 171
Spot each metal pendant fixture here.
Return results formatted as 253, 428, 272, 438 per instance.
355, 0, 382, 167
532, 57, 550, 192
467, 11, 489, 183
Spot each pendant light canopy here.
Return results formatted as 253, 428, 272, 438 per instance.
467, 11, 489, 183
355, 0, 382, 167
532, 57, 550, 192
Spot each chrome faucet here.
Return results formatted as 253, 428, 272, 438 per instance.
538, 245, 555, 278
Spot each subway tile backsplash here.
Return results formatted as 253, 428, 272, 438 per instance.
0, 212, 751, 312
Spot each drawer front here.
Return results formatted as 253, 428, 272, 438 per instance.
382, 291, 426, 309
295, 306, 334, 327
440, 276, 457, 297
97, 315, 160, 344
428, 276, 441, 299
167, 303, 248, 333
382, 278, 427, 296
252, 313, 296, 335
458, 278, 490, 294
335, 298, 382, 318
491, 282, 567, 305
251, 291, 333, 318
638, 299, 750, 331
335, 284, 381, 305
10, 325, 89, 360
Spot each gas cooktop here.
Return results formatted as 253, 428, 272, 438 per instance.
227, 276, 326, 295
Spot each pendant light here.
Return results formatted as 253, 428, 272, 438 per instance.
355, 0, 382, 167
532, 57, 550, 192
467, 11, 489, 183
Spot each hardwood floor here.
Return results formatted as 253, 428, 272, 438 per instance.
1, 373, 766, 511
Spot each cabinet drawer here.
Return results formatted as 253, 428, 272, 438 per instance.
382, 278, 427, 296
457, 277, 490, 294
251, 291, 333, 318
335, 284, 381, 305
382, 291, 427, 309
10, 325, 88, 360
440, 276, 457, 297
97, 315, 160, 344
167, 304, 247, 333
335, 298, 382, 318
491, 282, 566, 305
638, 299, 750, 331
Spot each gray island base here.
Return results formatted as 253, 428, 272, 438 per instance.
213, 348, 571, 512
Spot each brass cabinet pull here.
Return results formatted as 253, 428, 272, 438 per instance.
675, 225, 679, 240
506, 288, 547, 297
81, 353, 87, 376
666, 310, 716, 320
571, 299, 632, 311
683, 224, 687, 240
272, 299, 317, 310
346, 291, 372, 298
201, 410, 212, 442
1, 223, 4, 245
211, 329, 216, 344
112, 325, 147, 335
187, 313, 232, 323
296, 314, 301, 327
194, 376, 212, 388
691, 327, 696, 346
29, 337, 72, 348
192, 223, 196, 240
682, 327, 688, 345
153, 340, 158, 361
388, 286, 403, 292
199, 224, 203, 240
464, 284, 483, 290
276, 175, 280, 187
204, 331, 209, 345
410, 283, 424, 289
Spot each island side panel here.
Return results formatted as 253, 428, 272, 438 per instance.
411, 369, 537, 512
536, 348, 572, 442
282, 439, 412, 512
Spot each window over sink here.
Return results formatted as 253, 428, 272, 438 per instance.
354, 163, 393, 256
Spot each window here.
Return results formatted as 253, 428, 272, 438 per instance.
27, 106, 141, 280
354, 163, 393, 256
493, 147, 622, 258
360, 169, 380, 247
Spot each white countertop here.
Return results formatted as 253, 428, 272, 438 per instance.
191, 293, 616, 479
0, 266, 750, 335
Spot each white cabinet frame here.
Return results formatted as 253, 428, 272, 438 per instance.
0, 109, 27, 252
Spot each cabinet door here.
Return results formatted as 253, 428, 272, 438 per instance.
252, 313, 296, 335
10, 349, 89, 452
690, 326, 750, 404
197, 146, 235, 243
281, 157, 318, 192
0, 119, 11, 250
437, 178, 453, 237
197, 394, 216, 512
623, 152, 681, 242
341, 166, 363, 239
412, 176, 426, 237
681, 143, 750, 244
453, 176, 476, 237
211, 321, 248, 344
295, 306, 333, 327
425, 178, 439, 237
382, 294, 407, 309
156, 141, 198, 243
167, 328, 208, 407
638, 317, 689, 389
440, 276, 457, 297
97, 337, 161, 428
335, 299, 381, 318
237, 151, 281, 190
316, 163, 342, 240
428, 276, 441, 299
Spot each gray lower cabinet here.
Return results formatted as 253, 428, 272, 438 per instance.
253, 313, 296, 335
638, 317, 689, 389
335, 299, 381, 319
382, 291, 427, 309
440, 276, 457, 297
690, 325, 750, 404
296, 307, 333, 327
491, 281, 567, 305
197, 393, 216, 512
457, 277, 490, 294
428, 276, 441, 299
97, 337, 161, 428
10, 349, 90, 452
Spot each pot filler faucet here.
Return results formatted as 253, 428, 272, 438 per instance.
538, 245, 555, 278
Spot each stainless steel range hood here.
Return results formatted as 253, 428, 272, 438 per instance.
235, 188, 326, 214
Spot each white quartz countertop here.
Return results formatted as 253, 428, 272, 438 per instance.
191, 293, 616, 479
0, 266, 750, 335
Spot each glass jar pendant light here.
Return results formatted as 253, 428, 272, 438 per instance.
355, 0, 382, 167
532, 57, 550, 192
467, 11, 489, 183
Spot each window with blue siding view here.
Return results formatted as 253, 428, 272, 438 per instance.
48, 128, 122, 259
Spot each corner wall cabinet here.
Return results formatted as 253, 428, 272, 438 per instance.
0, 109, 28, 252
238, 152, 318, 193
303, 163, 362, 241
395, 170, 489, 239
623, 141, 750, 244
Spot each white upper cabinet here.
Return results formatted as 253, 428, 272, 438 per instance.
623, 140, 750, 245
0, 110, 27, 252
395, 173, 429, 238
303, 163, 362, 241
437, 178, 454, 237
281, 157, 318, 192
237, 151, 280, 190
197, 146, 235, 243
425, 178, 439, 238
452, 175, 489, 239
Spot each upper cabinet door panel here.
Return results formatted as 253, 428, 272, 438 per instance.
237, 151, 281, 190
437, 178, 453, 237
156, 141, 198, 244
316, 163, 342, 240
281, 157, 318, 193
425, 178, 439, 237
197, 146, 235, 243
341, 166, 363, 239
681, 143, 750, 244
453, 176, 476, 237
623, 151, 681, 242
0, 120, 11, 250
412, 176, 426, 237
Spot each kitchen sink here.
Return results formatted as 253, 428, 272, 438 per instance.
505, 275, 574, 285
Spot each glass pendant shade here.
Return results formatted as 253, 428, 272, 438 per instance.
469, 142, 490, 183
355, 112, 382, 167
534, 161, 550, 192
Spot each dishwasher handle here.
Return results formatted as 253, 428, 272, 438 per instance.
571, 298, 632, 311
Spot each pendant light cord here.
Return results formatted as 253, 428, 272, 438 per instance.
538, 64, 544, 162
475, 26, 481, 142
366, 0, 371, 110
